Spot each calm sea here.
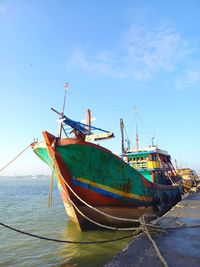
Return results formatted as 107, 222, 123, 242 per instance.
0, 176, 132, 267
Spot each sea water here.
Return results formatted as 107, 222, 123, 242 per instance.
0, 176, 132, 267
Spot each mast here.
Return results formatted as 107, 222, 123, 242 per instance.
59, 82, 68, 138
120, 118, 125, 155
136, 123, 139, 151
134, 105, 139, 151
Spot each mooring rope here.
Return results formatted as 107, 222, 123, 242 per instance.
2, 218, 200, 267
0, 222, 140, 244
56, 167, 141, 223
47, 156, 199, 267
140, 216, 169, 267
57, 177, 159, 231
0, 143, 33, 174
45, 167, 174, 267
1, 142, 199, 267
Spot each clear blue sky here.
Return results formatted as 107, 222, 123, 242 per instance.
0, 0, 200, 175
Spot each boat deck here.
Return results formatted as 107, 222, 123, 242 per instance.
104, 186, 200, 267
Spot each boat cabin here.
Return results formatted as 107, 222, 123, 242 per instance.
123, 146, 177, 185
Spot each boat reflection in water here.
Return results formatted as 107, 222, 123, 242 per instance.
57, 220, 132, 267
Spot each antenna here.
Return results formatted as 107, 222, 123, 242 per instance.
134, 106, 139, 151
59, 82, 69, 138
62, 82, 69, 114
152, 134, 156, 147
136, 123, 139, 151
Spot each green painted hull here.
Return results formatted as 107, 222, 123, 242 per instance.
34, 138, 181, 208
32, 132, 182, 229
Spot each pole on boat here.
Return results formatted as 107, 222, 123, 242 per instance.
174, 159, 178, 169
136, 123, 139, 151
62, 83, 68, 114
120, 118, 125, 155
86, 109, 91, 134
134, 106, 139, 151
59, 82, 69, 138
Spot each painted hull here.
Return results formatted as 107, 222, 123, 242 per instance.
176, 168, 199, 192
32, 131, 181, 230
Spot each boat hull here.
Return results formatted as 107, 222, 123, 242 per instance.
32, 131, 182, 230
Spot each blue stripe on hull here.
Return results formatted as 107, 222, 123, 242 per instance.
71, 177, 152, 206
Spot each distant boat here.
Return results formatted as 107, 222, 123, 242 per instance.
32, 108, 182, 230
175, 166, 199, 192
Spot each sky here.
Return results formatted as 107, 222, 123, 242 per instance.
0, 0, 200, 175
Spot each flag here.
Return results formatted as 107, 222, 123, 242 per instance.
64, 82, 69, 90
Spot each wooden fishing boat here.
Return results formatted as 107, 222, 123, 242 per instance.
32, 108, 182, 230
120, 118, 183, 188
175, 167, 199, 192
